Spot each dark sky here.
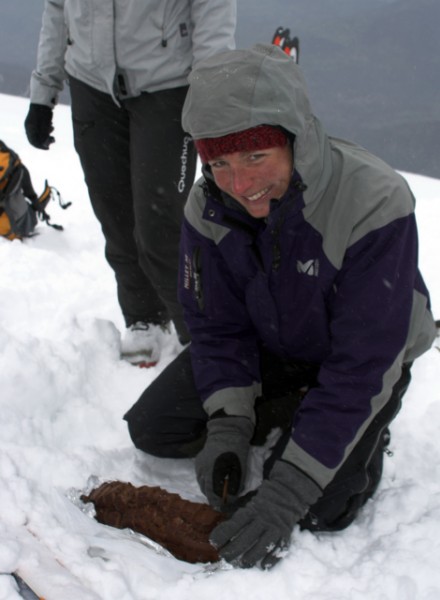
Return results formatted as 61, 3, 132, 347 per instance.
1, 0, 439, 178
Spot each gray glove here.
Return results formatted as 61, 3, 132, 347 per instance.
195, 416, 254, 510
210, 460, 322, 569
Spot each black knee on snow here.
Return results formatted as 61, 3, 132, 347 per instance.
124, 412, 167, 457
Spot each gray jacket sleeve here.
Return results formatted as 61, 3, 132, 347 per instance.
190, 0, 236, 66
30, 0, 68, 107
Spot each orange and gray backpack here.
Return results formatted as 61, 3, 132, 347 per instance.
0, 139, 70, 240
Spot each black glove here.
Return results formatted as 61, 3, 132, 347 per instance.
24, 104, 55, 150
210, 460, 322, 569
195, 416, 254, 510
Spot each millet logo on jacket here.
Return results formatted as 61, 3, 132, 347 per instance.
297, 258, 319, 276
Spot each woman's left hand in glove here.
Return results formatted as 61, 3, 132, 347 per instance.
210, 460, 322, 569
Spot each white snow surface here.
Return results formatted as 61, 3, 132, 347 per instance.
1, 93, 439, 600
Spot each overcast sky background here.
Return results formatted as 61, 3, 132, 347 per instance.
0, 0, 439, 178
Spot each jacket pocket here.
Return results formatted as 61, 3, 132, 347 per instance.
64, 0, 94, 68
64, 0, 92, 40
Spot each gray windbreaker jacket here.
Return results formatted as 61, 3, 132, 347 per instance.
180, 45, 436, 490
30, 0, 236, 106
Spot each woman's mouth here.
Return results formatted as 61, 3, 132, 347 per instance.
246, 186, 271, 202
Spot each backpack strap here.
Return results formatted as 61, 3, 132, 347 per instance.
31, 180, 72, 231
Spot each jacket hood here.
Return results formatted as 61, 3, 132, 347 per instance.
182, 43, 332, 204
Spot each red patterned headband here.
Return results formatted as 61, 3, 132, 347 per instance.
194, 125, 288, 163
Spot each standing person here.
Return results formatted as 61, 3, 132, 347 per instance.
24, 0, 236, 366
124, 44, 436, 568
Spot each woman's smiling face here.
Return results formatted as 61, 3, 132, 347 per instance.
208, 144, 293, 219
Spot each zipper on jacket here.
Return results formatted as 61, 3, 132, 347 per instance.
271, 231, 281, 271
268, 181, 305, 271
192, 246, 204, 311
161, 5, 170, 49
116, 72, 128, 96
270, 215, 285, 271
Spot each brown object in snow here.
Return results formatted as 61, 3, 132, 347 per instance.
81, 481, 226, 564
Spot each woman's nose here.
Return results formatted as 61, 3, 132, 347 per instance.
231, 168, 252, 195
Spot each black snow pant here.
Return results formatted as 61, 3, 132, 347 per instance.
69, 77, 197, 341
124, 347, 412, 532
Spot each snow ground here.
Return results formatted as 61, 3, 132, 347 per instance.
0, 94, 439, 600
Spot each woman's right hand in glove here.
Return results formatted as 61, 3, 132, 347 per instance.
195, 415, 254, 510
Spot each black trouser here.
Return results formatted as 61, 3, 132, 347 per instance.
69, 77, 197, 341
124, 347, 412, 531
